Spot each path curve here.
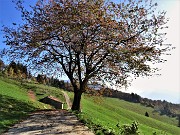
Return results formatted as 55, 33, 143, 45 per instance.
62, 91, 72, 110
3, 110, 94, 135
28, 90, 36, 101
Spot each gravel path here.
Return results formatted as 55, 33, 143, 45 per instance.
3, 110, 94, 135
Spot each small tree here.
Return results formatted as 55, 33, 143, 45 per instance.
9, 67, 14, 77
145, 111, 149, 117
120, 121, 140, 135
36, 74, 44, 84
178, 115, 180, 127
8, 61, 17, 75
3, 69, 8, 77
17, 69, 22, 79
2, 0, 171, 111
0, 59, 5, 71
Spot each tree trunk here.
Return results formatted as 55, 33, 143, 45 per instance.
71, 90, 82, 111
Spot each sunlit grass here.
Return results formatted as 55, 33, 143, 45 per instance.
68, 92, 180, 135
0, 76, 179, 135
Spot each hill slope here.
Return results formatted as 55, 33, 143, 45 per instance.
0, 77, 180, 134
68, 92, 180, 135
0, 77, 66, 133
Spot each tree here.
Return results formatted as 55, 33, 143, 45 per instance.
36, 74, 44, 84
178, 115, 180, 127
8, 61, 17, 75
0, 59, 5, 71
119, 121, 140, 135
145, 111, 149, 117
9, 67, 14, 77
2, 0, 170, 111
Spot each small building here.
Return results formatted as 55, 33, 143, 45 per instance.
39, 95, 64, 109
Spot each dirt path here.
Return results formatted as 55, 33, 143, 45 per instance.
28, 90, 36, 101
3, 91, 94, 135
3, 110, 94, 135
62, 91, 72, 110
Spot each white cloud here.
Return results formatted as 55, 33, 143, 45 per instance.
127, 0, 180, 103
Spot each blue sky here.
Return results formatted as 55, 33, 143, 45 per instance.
0, 0, 179, 103
0, 0, 37, 49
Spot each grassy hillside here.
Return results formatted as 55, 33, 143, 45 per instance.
0, 77, 66, 133
68, 92, 180, 135
1, 76, 179, 134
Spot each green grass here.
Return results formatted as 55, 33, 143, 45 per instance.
0, 78, 29, 101
21, 82, 68, 109
1, 76, 180, 135
0, 77, 66, 133
0, 94, 37, 133
0, 78, 41, 133
68, 92, 180, 135
23, 82, 66, 103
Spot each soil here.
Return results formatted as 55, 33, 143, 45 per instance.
28, 90, 36, 101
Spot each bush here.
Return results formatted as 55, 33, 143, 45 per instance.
118, 121, 140, 135
73, 111, 115, 135
145, 111, 149, 117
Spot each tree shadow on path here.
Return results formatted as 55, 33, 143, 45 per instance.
3, 110, 94, 135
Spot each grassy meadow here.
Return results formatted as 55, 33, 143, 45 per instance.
68, 92, 180, 135
0, 76, 180, 134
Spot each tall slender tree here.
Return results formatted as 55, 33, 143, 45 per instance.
2, 0, 171, 111
178, 115, 180, 127
0, 59, 5, 71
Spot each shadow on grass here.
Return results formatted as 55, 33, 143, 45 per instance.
0, 94, 37, 134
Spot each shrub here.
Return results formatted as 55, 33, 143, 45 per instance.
73, 111, 115, 135
145, 111, 149, 117
118, 121, 140, 135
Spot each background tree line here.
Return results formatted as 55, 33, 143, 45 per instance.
0, 59, 71, 90
0, 60, 29, 79
36, 74, 71, 90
